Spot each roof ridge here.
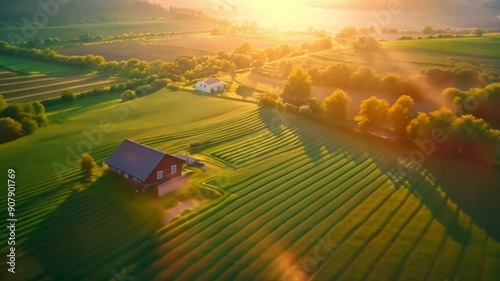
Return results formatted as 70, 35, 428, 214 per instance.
124, 139, 167, 156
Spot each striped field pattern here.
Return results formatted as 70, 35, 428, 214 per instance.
0, 90, 498, 281
0, 68, 124, 103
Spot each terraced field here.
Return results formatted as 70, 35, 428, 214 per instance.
0, 67, 124, 102
0, 91, 498, 281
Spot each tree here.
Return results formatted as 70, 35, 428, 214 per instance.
407, 107, 456, 139
422, 25, 433, 34
233, 42, 252, 54
32, 114, 48, 128
473, 28, 486, 37
353, 36, 379, 51
349, 67, 380, 92
449, 115, 500, 161
251, 59, 265, 71
380, 73, 405, 96
121, 90, 137, 102
80, 153, 97, 178
354, 96, 390, 130
1, 104, 24, 121
278, 60, 294, 78
19, 117, 38, 135
31, 101, 45, 116
322, 89, 352, 120
388, 95, 415, 136
450, 115, 497, 142
61, 90, 75, 102
0, 117, 23, 143
0, 94, 7, 112
79, 33, 92, 42
282, 66, 312, 103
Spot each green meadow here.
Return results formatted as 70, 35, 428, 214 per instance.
0, 54, 87, 75
383, 34, 500, 59
0, 91, 498, 281
271, 34, 500, 75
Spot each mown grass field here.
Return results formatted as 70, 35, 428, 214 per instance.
0, 91, 499, 281
383, 33, 500, 59
0, 57, 125, 102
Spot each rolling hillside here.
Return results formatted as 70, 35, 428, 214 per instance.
0, 91, 498, 281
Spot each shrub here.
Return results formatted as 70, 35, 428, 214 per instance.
80, 153, 97, 178
120, 90, 137, 102
0, 94, 7, 112
0, 117, 23, 143
322, 89, 352, 120
19, 117, 38, 135
259, 93, 280, 107
32, 114, 48, 127
61, 90, 75, 102
354, 96, 390, 130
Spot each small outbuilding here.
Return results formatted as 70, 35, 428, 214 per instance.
105, 139, 185, 191
195, 78, 226, 94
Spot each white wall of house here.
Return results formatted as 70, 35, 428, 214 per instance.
195, 80, 226, 94
195, 81, 211, 93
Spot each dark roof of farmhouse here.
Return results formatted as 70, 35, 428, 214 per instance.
105, 139, 181, 181
205, 78, 223, 85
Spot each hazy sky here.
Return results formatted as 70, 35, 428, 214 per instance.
150, 0, 499, 30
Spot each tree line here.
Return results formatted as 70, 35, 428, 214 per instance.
0, 35, 333, 83
443, 83, 500, 127
40, 75, 170, 108
274, 60, 499, 102
259, 66, 500, 165
276, 62, 424, 101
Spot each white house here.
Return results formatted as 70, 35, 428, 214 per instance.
195, 78, 226, 94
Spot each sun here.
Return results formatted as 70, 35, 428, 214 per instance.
246, 0, 308, 27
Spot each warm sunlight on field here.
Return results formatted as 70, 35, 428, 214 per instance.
1, 0, 499, 280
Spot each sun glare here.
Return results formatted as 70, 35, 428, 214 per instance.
246, 0, 308, 27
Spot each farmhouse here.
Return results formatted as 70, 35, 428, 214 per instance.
195, 78, 226, 94
105, 139, 185, 190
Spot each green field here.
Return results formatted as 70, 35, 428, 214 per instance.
383, 33, 500, 59
0, 54, 88, 75
0, 57, 125, 102
267, 34, 500, 76
0, 91, 499, 281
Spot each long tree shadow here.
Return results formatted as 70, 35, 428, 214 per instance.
383, 152, 500, 243
259, 105, 499, 243
23, 174, 162, 280
257, 106, 286, 136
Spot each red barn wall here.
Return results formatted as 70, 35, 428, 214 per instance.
144, 155, 184, 186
